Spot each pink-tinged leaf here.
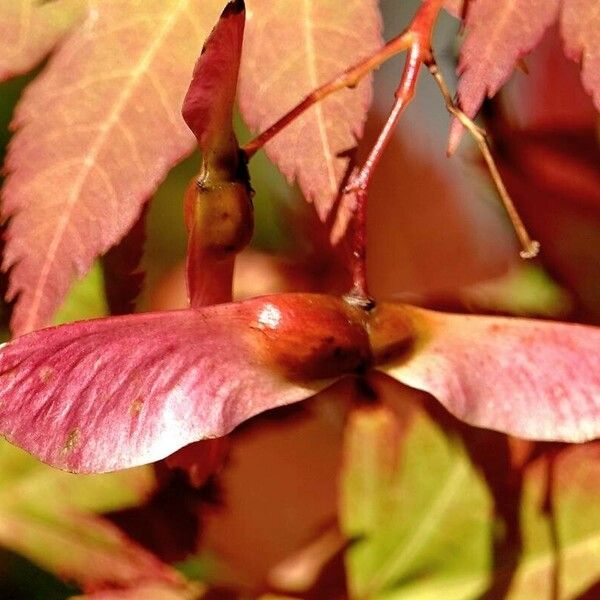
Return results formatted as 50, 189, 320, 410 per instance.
0, 510, 181, 591
0, 440, 177, 590
449, 0, 560, 153
182, 0, 244, 156
377, 304, 600, 442
239, 0, 382, 221
561, 0, 600, 111
0, 0, 84, 81
0, 294, 370, 472
73, 581, 203, 599
508, 443, 600, 597
1, 0, 225, 336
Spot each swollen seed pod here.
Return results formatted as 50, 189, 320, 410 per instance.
247, 294, 371, 381
183, 149, 254, 307
184, 177, 253, 260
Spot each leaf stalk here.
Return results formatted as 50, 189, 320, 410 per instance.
426, 60, 540, 259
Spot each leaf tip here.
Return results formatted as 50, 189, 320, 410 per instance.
182, 0, 245, 149
222, 0, 245, 17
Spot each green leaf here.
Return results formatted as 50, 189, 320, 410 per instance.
0, 439, 166, 588
0, 441, 155, 514
53, 261, 108, 325
340, 388, 493, 599
341, 404, 402, 539
507, 443, 600, 598
460, 264, 571, 318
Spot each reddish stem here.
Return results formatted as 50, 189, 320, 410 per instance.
343, 0, 443, 302
187, 253, 235, 308
347, 188, 369, 304
345, 45, 422, 196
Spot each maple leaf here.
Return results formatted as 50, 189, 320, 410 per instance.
0, 0, 384, 335
561, 0, 600, 112
448, 0, 560, 152
1, 0, 225, 336
238, 0, 383, 221
341, 380, 600, 599
0, 439, 155, 513
512, 443, 600, 598
340, 385, 492, 599
0, 0, 84, 81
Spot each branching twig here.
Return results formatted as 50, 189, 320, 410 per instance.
341, 47, 422, 304
344, 45, 421, 197
243, 1, 445, 302
427, 59, 540, 259
243, 0, 536, 303
341, 0, 445, 301
241, 31, 414, 159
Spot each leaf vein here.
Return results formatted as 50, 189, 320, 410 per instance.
301, 0, 337, 196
